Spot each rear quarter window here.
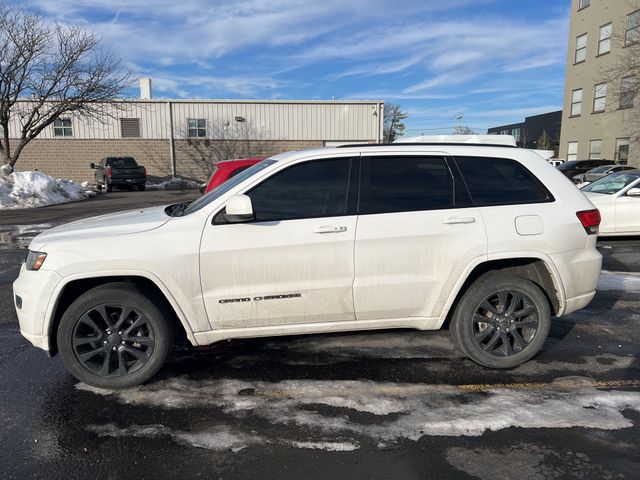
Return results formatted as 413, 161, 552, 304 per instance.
455, 156, 554, 206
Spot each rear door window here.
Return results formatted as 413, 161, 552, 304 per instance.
455, 156, 554, 206
361, 156, 456, 214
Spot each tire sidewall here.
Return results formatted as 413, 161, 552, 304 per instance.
57, 285, 172, 389
452, 275, 551, 369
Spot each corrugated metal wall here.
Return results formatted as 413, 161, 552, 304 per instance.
9, 100, 383, 142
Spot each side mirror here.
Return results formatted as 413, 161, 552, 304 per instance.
626, 187, 640, 197
223, 194, 254, 223
90, 163, 96, 169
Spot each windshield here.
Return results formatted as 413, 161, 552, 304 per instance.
581, 172, 640, 195
181, 159, 277, 215
587, 166, 610, 173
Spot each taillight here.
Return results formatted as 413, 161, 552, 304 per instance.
576, 209, 601, 235
106, 167, 112, 178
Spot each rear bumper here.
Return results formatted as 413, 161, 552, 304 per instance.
550, 240, 602, 316
110, 178, 146, 185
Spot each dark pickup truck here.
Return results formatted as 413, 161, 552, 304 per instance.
90, 157, 147, 192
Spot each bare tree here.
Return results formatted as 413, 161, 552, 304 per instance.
0, 3, 132, 174
536, 129, 554, 151
383, 103, 407, 143
453, 126, 477, 135
519, 127, 531, 149
175, 119, 270, 181
599, 18, 640, 163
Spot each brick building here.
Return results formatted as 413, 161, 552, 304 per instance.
6, 90, 384, 183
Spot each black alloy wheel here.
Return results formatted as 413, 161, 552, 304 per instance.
450, 274, 551, 369
472, 290, 539, 357
58, 282, 172, 388
72, 304, 156, 377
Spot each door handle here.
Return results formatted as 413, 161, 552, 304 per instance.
443, 217, 476, 225
313, 225, 348, 234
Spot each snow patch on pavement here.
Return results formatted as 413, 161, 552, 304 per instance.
284, 440, 359, 451
598, 271, 640, 293
0, 171, 96, 209
146, 177, 200, 190
78, 376, 640, 446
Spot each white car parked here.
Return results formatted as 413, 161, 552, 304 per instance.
14, 144, 603, 388
581, 170, 640, 236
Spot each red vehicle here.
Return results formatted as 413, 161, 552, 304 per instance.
200, 158, 264, 194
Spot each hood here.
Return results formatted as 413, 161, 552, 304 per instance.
30, 205, 171, 250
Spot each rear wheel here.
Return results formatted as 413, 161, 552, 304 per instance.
57, 283, 173, 388
105, 182, 112, 192
450, 274, 550, 369
137, 184, 146, 191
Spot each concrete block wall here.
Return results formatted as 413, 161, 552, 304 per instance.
11, 139, 324, 183
13, 139, 172, 183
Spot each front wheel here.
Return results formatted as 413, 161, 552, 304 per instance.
57, 283, 173, 388
137, 184, 146, 191
450, 274, 550, 369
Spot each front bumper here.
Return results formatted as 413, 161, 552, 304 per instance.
13, 265, 62, 352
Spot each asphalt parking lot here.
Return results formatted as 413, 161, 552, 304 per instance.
1, 192, 639, 479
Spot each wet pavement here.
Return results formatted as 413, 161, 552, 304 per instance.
0, 193, 639, 479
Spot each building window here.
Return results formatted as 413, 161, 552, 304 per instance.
593, 83, 607, 113
570, 89, 583, 116
575, 34, 587, 63
626, 9, 640, 46
589, 140, 602, 160
578, 0, 590, 10
500, 129, 509, 135
567, 142, 578, 161
188, 119, 207, 137
620, 77, 636, 109
615, 138, 630, 164
598, 23, 612, 55
53, 118, 72, 137
120, 118, 141, 138
512, 128, 521, 143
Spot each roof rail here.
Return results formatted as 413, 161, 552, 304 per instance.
336, 142, 517, 149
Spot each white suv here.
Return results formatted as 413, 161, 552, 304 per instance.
13, 144, 603, 388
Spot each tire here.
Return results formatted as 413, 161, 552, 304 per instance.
450, 274, 550, 369
105, 182, 112, 193
57, 282, 173, 388
137, 184, 146, 191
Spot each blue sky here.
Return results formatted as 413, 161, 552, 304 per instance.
15, 0, 570, 134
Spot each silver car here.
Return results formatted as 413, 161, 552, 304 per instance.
572, 165, 635, 185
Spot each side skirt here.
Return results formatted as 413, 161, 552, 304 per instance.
192, 317, 441, 346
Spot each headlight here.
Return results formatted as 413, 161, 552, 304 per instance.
26, 250, 47, 271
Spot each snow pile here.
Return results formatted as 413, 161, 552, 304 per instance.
79, 375, 640, 451
147, 177, 200, 190
0, 171, 97, 210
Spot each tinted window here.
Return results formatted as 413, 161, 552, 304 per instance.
557, 161, 578, 170
105, 157, 137, 168
362, 157, 454, 214
248, 158, 352, 222
455, 157, 553, 206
